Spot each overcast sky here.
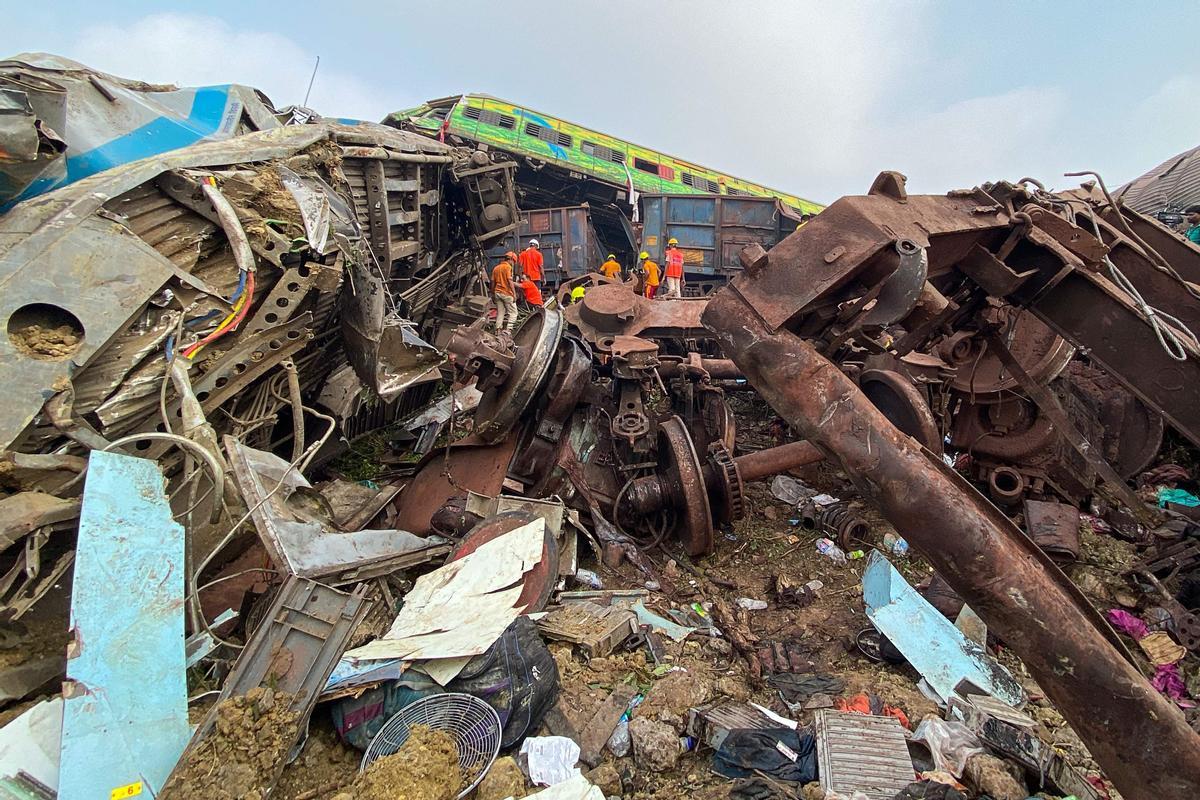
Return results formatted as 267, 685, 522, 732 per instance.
4, 1, 1196, 204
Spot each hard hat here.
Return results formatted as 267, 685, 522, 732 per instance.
528, 239, 539, 248
668, 237, 679, 246
639, 251, 650, 260
607, 254, 616, 260
504, 251, 518, 261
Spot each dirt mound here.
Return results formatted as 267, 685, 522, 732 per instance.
160, 688, 299, 800
354, 725, 463, 800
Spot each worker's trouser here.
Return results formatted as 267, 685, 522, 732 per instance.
645, 283, 658, 299
664, 276, 681, 297
495, 293, 517, 331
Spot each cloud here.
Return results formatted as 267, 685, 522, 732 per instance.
875, 86, 1070, 193
69, 13, 407, 122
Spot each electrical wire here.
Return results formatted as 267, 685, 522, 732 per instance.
187, 401, 337, 649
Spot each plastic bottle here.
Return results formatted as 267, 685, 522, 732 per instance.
736, 597, 768, 611
678, 735, 697, 752
607, 719, 631, 757
815, 537, 847, 565
573, 568, 603, 589
883, 533, 910, 556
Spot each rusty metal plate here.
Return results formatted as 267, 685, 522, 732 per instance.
449, 511, 558, 613
392, 434, 519, 536
1024, 499, 1081, 563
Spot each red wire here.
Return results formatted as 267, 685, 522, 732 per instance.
182, 271, 256, 359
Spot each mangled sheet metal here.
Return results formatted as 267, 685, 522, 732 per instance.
344, 518, 547, 663
59, 451, 190, 799
863, 551, 1025, 707
0, 53, 286, 208
0, 52, 521, 632
225, 436, 448, 583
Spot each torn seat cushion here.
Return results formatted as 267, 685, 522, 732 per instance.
330, 671, 444, 750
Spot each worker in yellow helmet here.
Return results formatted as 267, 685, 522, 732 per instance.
639, 251, 660, 298
599, 254, 622, 280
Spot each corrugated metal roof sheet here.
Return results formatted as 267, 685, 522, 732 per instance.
814, 710, 914, 800
1118, 144, 1200, 214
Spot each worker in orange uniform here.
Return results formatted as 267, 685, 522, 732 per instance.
664, 237, 684, 297
518, 239, 544, 286
518, 276, 543, 309
491, 251, 519, 333
600, 254, 622, 279
639, 251, 660, 298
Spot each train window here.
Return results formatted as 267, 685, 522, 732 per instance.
583, 141, 626, 165
725, 186, 748, 196
658, 165, 675, 181
634, 157, 658, 174
470, 108, 514, 129
682, 173, 719, 193
526, 122, 572, 148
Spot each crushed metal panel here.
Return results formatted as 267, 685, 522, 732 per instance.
59, 451, 190, 799
225, 436, 448, 583
863, 551, 1025, 707
814, 709, 914, 800
166, 576, 370, 795
0, 215, 174, 449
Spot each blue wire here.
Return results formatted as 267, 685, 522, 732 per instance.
228, 269, 248, 304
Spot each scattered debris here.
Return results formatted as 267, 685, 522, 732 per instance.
4, 50, 1200, 800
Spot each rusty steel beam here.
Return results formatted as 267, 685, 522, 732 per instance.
702, 288, 1200, 800
734, 440, 824, 482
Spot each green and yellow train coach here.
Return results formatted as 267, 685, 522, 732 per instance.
388, 94, 823, 217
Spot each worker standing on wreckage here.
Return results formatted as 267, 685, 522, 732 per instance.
664, 237, 684, 297
491, 251, 519, 333
640, 250, 660, 298
518, 238, 544, 287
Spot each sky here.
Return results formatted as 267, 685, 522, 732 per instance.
3, 1, 1196, 205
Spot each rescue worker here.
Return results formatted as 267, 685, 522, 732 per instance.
491, 251, 518, 332
570, 283, 587, 304
518, 239, 544, 286
664, 237, 684, 297
600, 254, 622, 279
518, 276, 543, 309
639, 251, 660, 298
1186, 205, 1200, 246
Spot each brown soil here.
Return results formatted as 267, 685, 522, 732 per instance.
352, 725, 463, 800
159, 688, 300, 800
9, 322, 82, 360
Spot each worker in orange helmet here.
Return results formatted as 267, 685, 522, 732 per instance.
639, 251, 660, 299
518, 275, 543, 309
491, 252, 519, 332
518, 239, 544, 286
663, 237, 684, 297
599, 253, 622, 280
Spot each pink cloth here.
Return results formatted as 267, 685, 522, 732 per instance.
1152, 663, 1188, 701
1107, 608, 1150, 640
